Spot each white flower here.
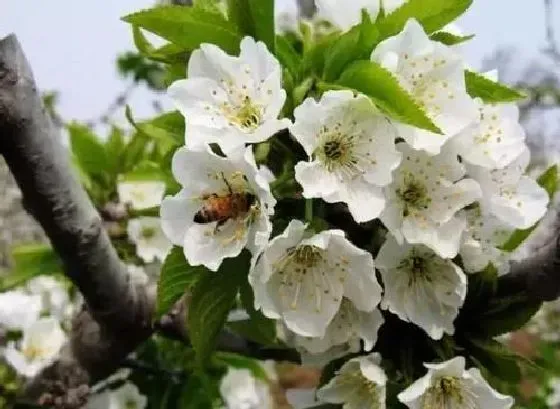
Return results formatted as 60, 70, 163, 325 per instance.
87, 383, 147, 409
4, 318, 66, 378
288, 298, 384, 366
249, 220, 382, 337
275, 0, 300, 33
117, 181, 166, 210
547, 377, 560, 408
292, 90, 401, 223
27, 276, 73, 322
127, 217, 172, 263
459, 205, 513, 275
381, 143, 481, 258
316, 0, 379, 31
376, 236, 467, 339
168, 36, 290, 153
161, 147, 275, 271
399, 357, 514, 409
467, 148, 549, 229
0, 290, 42, 331
219, 367, 273, 409
451, 101, 527, 169
317, 352, 387, 409
371, 19, 478, 154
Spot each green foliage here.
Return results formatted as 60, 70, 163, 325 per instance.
377, 0, 473, 39
275, 36, 301, 81
188, 252, 250, 366
156, 247, 206, 319
322, 13, 379, 82
227, 0, 275, 53
126, 107, 184, 149
468, 338, 522, 384
430, 31, 474, 45
68, 123, 109, 176
501, 165, 558, 252
1, 245, 62, 291
132, 26, 188, 64
212, 352, 268, 380
465, 70, 526, 103
229, 278, 277, 346
477, 294, 542, 338
336, 60, 442, 133
123, 6, 242, 54
117, 52, 166, 90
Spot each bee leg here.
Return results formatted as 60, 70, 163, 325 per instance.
220, 172, 234, 195
214, 218, 227, 234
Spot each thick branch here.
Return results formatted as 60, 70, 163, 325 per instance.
0, 33, 153, 399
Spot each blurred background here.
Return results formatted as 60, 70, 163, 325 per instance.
1, 1, 560, 407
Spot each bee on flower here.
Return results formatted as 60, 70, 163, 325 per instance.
161, 147, 275, 271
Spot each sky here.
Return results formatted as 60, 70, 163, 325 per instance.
0, 0, 559, 129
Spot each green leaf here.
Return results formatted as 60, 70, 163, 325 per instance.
0, 245, 62, 291
430, 31, 474, 45
231, 278, 277, 346
337, 60, 441, 133
468, 339, 521, 383
156, 247, 206, 319
213, 352, 269, 380
275, 36, 301, 80
68, 123, 109, 176
465, 70, 526, 103
323, 13, 379, 82
500, 165, 558, 252
132, 26, 187, 63
188, 252, 250, 366
227, 0, 275, 53
477, 293, 541, 337
122, 161, 167, 182
106, 126, 126, 175
123, 6, 242, 54
377, 0, 473, 39
126, 107, 183, 152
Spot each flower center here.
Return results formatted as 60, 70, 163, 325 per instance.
396, 174, 431, 217
423, 376, 478, 409
274, 245, 347, 312
141, 227, 156, 239
23, 344, 45, 362
125, 399, 138, 409
314, 123, 371, 178
223, 96, 262, 131
337, 370, 382, 409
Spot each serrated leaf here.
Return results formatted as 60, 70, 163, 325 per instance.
501, 165, 558, 252
430, 31, 474, 45
123, 6, 241, 54
68, 123, 109, 176
322, 13, 379, 82
188, 252, 250, 366
0, 245, 62, 291
378, 0, 473, 39
132, 26, 187, 64
156, 247, 206, 318
226, 0, 275, 53
337, 60, 441, 133
126, 107, 183, 150
465, 70, 526, 103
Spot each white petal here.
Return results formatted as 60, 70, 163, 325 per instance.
402, 214, 466, 258
295, 161, 340, 198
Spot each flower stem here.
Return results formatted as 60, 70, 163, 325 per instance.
305, 198, 314, 223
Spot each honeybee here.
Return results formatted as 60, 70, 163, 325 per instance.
194, 174, 257, 228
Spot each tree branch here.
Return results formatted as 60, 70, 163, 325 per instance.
0, 33, 154, 403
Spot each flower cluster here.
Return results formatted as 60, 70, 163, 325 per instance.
0, 276, 77, 378
159, 3, 552, 408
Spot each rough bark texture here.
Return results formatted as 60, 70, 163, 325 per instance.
0, 34, 154, 403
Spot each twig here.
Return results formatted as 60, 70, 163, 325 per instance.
84, 82, 138, 128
